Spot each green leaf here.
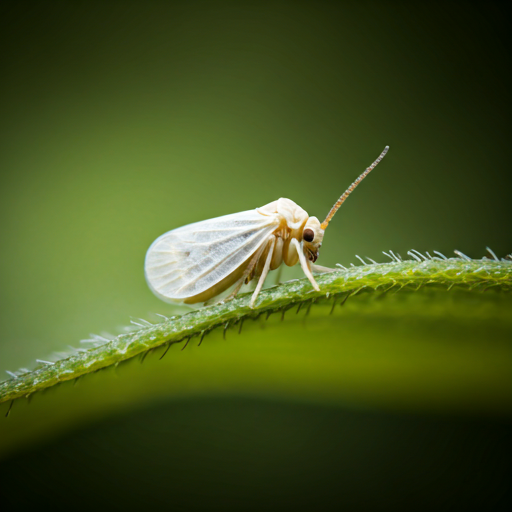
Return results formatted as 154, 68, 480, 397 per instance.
1, 256, 511, 457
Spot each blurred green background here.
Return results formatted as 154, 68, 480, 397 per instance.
0, 1, 510, 510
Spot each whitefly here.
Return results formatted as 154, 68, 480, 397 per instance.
145, 146, 389, 308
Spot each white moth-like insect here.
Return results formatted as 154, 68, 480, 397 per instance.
145, 146, 389, 308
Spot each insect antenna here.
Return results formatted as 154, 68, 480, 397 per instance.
321, 146, 389, 229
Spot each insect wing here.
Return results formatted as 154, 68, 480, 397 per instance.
145, 210, 279, 302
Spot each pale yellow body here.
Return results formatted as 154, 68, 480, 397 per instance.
145, 198, 325, 307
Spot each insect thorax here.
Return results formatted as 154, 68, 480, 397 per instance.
257, 198, 311, 268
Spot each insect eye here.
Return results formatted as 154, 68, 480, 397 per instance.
303, 228, 315, 242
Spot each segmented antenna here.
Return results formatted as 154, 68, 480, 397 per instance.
321, 146, 389, 229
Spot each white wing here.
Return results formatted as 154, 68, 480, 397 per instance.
145, 209, 279, 302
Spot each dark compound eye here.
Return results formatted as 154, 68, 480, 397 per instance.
303, 228, 315, 242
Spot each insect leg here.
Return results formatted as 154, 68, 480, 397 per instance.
250, 236, 276, 308
290, 238, 320, 291
225, 242, 268, 301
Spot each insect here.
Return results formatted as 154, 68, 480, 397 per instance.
145, 146, 389, 308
